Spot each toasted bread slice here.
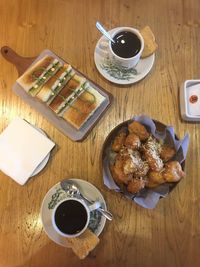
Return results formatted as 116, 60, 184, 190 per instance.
17, 56, 62, 95
48, 74, 86, 113
66, 228, 100, 259
61, 84, 105, 129
17, 55, 54, 89
140, 26, 158, 58
36, 64, 73, 102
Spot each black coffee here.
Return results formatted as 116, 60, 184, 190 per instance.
55, 200, 87, 235
111, 31, 141, 58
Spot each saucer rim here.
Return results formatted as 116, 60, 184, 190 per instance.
40, 178, 107, 247
94, 26, 155, 85
31, 128, 50, 176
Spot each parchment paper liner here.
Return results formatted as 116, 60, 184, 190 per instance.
102, 115, 189, 209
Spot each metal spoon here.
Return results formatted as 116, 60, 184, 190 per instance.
96, 21, 115, 43
60, 179, 113, 221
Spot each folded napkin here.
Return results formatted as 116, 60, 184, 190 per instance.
0, 117, 55, 185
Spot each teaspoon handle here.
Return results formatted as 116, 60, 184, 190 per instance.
98, 207, 113, 221
81, 194, 113, 221
96, 21, 115, 43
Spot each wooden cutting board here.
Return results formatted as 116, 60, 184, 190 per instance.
1, 46, 113, 141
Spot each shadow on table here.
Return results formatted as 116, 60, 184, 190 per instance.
15, 237, 108, 267
14, 230, 154, 267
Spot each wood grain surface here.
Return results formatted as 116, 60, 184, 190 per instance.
0, 0, 200, 267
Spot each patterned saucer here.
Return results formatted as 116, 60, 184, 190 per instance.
94, 27, 155, 85
40, 178, 107, 247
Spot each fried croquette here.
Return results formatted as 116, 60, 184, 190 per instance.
119, 147, 134, 157
129, 151, 149, 177
143, 149, 163, 171
111, 131, 126, 152
160, 145, 176, 162
144, 136, 162, 153
135, 160, 149, 177
128, 121, 150, 141
163, 161, 185, 182
111, 155, 133, 185
109, 164, 124, 187
142, 136, 163, 171
127, 178, 146, 194
124, 133, 141, 150
147, 171, 165, 184
123, 155, 138, 175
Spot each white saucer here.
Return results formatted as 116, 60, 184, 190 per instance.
94, 27, 155, 85
40, 178, 107, 247
31, 128, 50, 176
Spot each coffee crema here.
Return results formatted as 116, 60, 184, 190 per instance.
55, 200, 88, 235
111, 31, 141, 59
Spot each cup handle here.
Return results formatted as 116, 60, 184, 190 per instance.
88, 201, 101, 211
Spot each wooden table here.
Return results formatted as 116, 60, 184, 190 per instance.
0, 0, 200, 266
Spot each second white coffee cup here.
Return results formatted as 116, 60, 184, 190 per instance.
109, 27, 144, 68
52, 198, 100, 238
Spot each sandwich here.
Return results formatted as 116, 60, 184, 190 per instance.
17, 54, 106, 130
36, 64, 74, 102
60, 83, 106, 129
48, 74, 86, 113
17, 55, 63, 96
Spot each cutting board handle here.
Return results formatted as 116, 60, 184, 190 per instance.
1, 46, 36, 76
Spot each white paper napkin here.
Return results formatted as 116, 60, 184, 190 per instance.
0, 117, 55, 185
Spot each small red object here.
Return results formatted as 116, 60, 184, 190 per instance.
189, 95, 198, 103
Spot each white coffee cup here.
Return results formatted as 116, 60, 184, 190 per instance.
52, 198, 100, 238
99, 27, 144, 68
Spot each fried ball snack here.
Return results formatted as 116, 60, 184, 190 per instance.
128, 121, 150, 141
160, 145, 176, 162
144, 136, 162, 153
147, 171, 165, 184
136, 162, 149, 177
111, 155, 133, 185
119, 147, 134, 157
109, 164, 123, 187
123, 155, 138, 175
124, 133, 141, 150
127, 178, 146, 194
143, 149, 163, 171
111, 131, 126, 152
163, 161, 185, 182
131, 151, 149, 177
142, 137, 163, 171
121, 150, 149, 178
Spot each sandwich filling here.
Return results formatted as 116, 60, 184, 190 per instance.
49, 74, 86, 113
28, 59, 62, 96
61, 85, 105, 129
36, 65, 73, 102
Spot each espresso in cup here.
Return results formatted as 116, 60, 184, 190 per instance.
108, 27, 144, 68
52, 197, 100, 237
54, 199, 88, 235
111, 30, 141, 59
